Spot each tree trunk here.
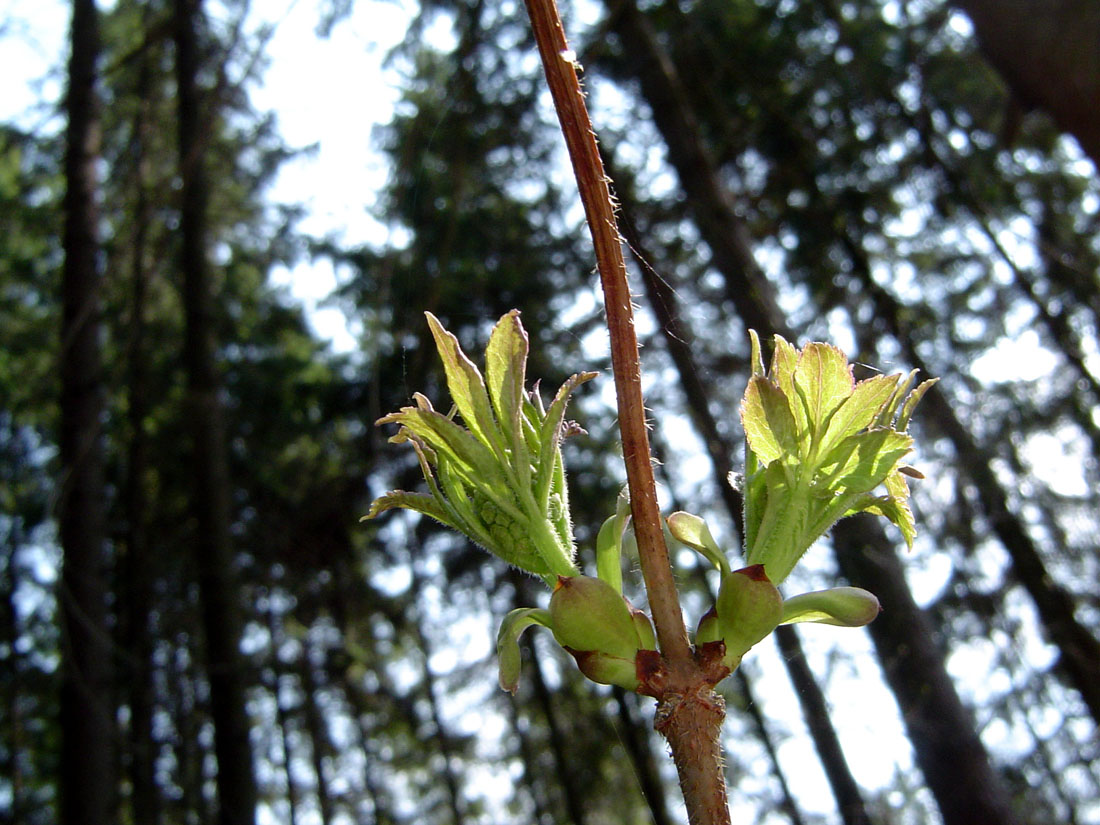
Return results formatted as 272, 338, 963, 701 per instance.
331, 557, 399, 825
299, 653, 336, 825
527, 638, 590, 825
660, 7, 1100, 730
832, 518, 1020, 825
857, 275, 1100, 727
507, 695, 556, 825
507, 569, 593, 825
174, 1, 257, 822
613, 689, 676, 825
170, 640, 210, 825
121, 22, 160, 820
953, 0, 1100, 168
263, 605, 302, 825
731, 670, 806, 825
409, 558, 467, 825
2, 528, 29, 822
59, 1, 115, 823
603, 0, 789, 340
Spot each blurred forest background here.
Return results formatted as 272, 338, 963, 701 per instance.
3, 0, 1100, 824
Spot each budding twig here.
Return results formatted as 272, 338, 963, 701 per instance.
520, 1, 732, 822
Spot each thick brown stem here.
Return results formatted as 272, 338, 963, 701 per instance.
656, 687, 730, 825
521, 1, 730, 823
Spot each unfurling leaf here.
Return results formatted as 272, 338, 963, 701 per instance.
667, 511, 731, 576
366, 312, 592, 585
497, 607, 552, 694
780, 587, 881, 627
739, 332, 933, 583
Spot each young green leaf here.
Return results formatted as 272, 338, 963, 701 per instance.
897, 378, 939, 431
817, 373, 900, 461
595, 493, 631, 593
741, 376, 799, 466
818, 429, 913, 495
792, 342, 852, 442
368, 312, 584, 585
425, 312, 504, 455
484, 310, 528, 448
534, 370, 597, 509
667, 511, 731, 576
779, 587, 881, 627
740, 333, 933, 585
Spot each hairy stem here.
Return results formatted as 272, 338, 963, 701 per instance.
521, 0, 688, 664
521, 1, 731, 823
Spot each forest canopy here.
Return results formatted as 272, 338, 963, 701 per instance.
2, 0, 1099, 824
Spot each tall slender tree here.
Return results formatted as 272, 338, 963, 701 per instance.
174, 0, 257, 822
118, 7, 161, 820
59, 2, 115, 824
953, 0, 1100, 167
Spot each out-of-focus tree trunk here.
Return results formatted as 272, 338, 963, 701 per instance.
120, 14, 159, 819
507, 694, 556, 825
3, 530, 29, 821
526, 636, 590, 825
856, 275, 1100, 727
954, 0, 1100, 168
772, 626, 871, 825
174, 0, 257, 822
831, 518, 1020, 825
730, 670, 806, 825
169, 642, 210, 825
299, 652, 336, 825
263, 605, 302, 825
59, 1, 115, 823
410, 560, 467, 825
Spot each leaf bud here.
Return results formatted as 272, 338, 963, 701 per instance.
695, 605, 720, 645
714, 564, 783, 669
549, 575, 653, 690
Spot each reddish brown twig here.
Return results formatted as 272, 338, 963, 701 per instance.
520, 0, 732, 821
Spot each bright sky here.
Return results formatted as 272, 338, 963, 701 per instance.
246, 0, 417, 352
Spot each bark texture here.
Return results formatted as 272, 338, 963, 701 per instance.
59, 1, 115, 823
654, 687, 729, 825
